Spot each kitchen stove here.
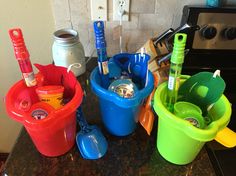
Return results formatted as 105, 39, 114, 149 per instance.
180, 6, 236, 176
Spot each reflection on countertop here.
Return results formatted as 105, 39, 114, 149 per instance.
3, 59, 216, 176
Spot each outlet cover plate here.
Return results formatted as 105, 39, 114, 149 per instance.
90, 0, 107, 21
113, 0, 130, 21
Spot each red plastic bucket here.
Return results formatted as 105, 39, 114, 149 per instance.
5, 65, 83, 157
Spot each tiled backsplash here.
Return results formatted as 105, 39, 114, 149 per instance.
51, 0, 236, 57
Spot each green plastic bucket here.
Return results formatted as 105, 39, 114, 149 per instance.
153, 76, 232, 165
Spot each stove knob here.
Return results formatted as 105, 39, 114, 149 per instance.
222, 27, 236, 40
201, 26, 217, 40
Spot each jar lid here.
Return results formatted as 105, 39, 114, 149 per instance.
36, 85, 64, 95
29, 102, 55, 120
53, 29, 79, 44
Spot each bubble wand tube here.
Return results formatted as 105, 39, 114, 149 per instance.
165, 33, 187, 112
93, 21, 110, 89
9, 28, 37, 87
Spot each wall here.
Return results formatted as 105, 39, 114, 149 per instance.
51, 0, 236, 57
0, 1, 55, 152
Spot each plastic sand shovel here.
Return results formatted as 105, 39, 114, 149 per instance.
113, 52, 150, 88
178, 70, 225, 116
139, 73, 158, 135
76, 107, 108, 159
131, 50, 150, 87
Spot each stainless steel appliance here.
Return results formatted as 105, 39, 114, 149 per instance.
181, 6, 236, 176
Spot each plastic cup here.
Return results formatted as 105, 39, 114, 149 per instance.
36, 85, 64, 109
174, 101, 205, 129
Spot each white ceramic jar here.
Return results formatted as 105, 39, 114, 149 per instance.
52, 29, 86, 77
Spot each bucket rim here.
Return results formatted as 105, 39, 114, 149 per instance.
5, 79, 83, 130
24, 83, 83, 129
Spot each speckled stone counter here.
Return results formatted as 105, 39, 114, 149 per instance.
3, 59, 216, 176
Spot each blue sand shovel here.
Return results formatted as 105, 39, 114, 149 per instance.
76, 107, 108, 159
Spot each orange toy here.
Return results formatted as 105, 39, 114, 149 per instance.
139, 73, 158, 135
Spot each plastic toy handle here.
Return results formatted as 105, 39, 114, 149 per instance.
76, 107, 89, 128
215, 127, 236, 148
93, 21, 106, 49
9, 28, 24, 42
8, 28, 30, 59
171, 33, 187, 64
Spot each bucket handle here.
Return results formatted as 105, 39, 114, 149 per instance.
67, 63, 82, 73
215, 127, 236, 148
5, 93, 26, 124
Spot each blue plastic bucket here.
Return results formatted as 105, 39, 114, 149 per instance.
90, 60, 154, 136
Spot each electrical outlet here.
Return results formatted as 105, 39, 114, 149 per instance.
90, 0, 107, 21
113, 0, 130, 21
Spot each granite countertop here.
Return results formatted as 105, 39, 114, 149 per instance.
3, 59, 216, 176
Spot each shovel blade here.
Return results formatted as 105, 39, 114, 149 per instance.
76, 125, 108, 160
139, 109, 155, 135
